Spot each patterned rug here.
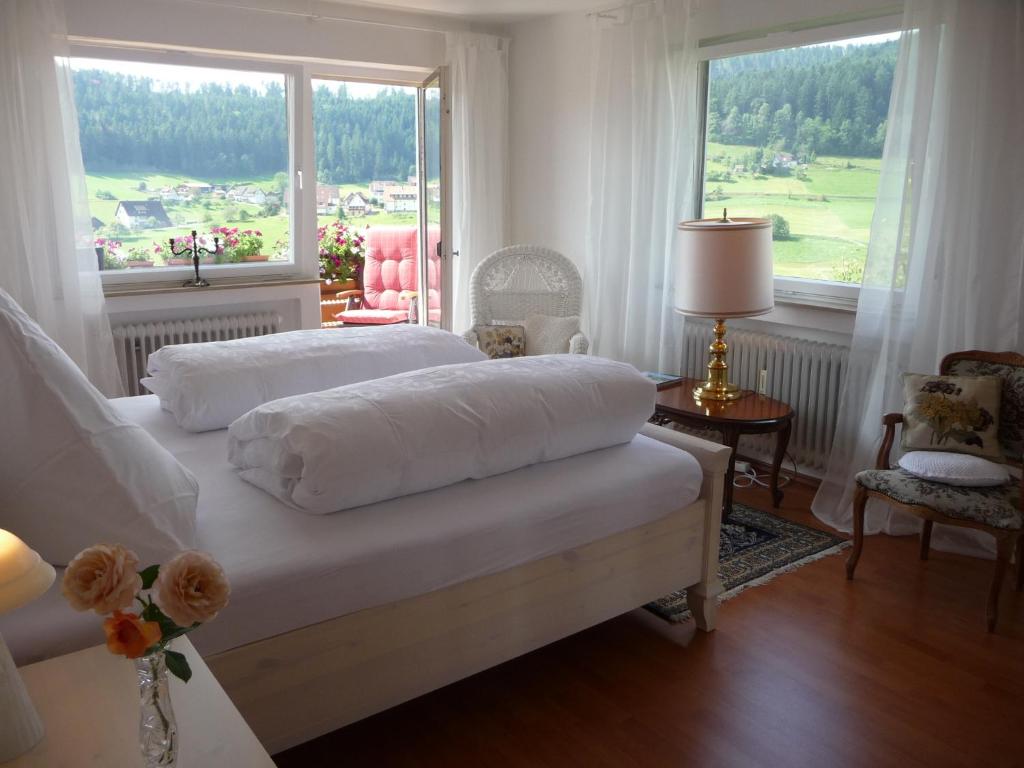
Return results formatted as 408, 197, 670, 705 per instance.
645, 503, 850, 623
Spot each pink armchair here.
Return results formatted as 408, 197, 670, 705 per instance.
334, 226, 441, 326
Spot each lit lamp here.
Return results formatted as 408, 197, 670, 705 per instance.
675, 210, 773, 401
0, 529, 56, 761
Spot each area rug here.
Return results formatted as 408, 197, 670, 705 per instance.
645, 503, 850, 623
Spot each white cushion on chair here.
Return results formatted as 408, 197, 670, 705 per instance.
897, 451, 1011, 487
524, 314, 580, 356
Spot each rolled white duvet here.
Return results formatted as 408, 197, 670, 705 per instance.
228, 354, 656, 514
142, 324, 485, 432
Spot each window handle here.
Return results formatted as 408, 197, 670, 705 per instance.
296, 170, 303, 190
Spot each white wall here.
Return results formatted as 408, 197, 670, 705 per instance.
507, 13, 592, 267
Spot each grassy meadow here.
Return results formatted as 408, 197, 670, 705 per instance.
702, 142, 881, 282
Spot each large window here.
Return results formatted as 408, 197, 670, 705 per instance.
70, 58, 292, 275
701, 33, 899, 288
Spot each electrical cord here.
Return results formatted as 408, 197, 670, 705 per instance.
732, 452, 799, 489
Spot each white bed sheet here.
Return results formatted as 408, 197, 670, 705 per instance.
3, 395, 702, 665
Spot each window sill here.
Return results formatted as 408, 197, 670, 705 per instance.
103, 275, 319, 298
774, 286, 857, 312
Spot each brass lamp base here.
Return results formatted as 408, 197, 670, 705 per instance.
693, 318, 747, 401
693, 380, 743, 401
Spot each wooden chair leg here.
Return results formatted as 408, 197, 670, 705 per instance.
987, 536, 1013, 633
846, 485, 868, 580
1015, 534, 1024, 593
919, 519, 933, 561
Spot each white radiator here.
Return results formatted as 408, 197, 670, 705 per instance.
680, 321, 850, 474
112, 312, 282, 396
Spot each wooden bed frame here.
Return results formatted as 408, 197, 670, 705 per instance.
206, 424, 731, 754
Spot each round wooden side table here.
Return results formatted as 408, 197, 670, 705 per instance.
654, 378, 794, 520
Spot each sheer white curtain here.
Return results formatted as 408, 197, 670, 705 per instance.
812, 0, 1024, 557
0, 0, 121, 395
446, 32, 510, 335
584, 0, 700, 373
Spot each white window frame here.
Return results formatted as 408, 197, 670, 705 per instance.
695, 11, 903, 311
68, 43, 311, 288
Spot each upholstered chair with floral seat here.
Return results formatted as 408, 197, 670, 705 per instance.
846, 351, 1024, 632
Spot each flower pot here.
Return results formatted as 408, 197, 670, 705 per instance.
243, 254, 270, 262
126, 260, 154, 269
166, 258, 191, 266
321, 278, 357, 295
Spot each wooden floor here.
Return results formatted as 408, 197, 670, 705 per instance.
274, 481, 1024, 768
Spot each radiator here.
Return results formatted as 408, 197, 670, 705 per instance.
680, 320, 850, 474
112, 312, 282, 396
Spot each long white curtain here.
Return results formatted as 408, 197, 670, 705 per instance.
812, 0, 1024, 557
585, 0, 700, 373
0, 0, 121, 395
446, 32, 510, 335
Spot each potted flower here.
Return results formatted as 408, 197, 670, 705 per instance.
125, 245, 154, 269
319, 221, 365, 295
168, 233, 215, 265
210, 226, 241, 264
235, 229, 268, 262
62, 544, 230, 767
96, 238, 125, 270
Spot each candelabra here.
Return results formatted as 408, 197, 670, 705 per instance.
169, 229, 219, 288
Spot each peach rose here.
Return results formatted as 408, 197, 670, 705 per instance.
104, 611, 162, 659
61, 544, 142, 614
152, 550, 230, 627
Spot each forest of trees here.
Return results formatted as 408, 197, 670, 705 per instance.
707, 39, 897, 159
72, 69, 434, 183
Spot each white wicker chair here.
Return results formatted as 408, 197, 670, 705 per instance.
462, 245, 589, 354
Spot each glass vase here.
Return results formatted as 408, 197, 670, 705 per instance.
134, 650, 178, 767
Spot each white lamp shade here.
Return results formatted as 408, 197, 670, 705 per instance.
674, 216, 774, 318
0, 529, 55, 615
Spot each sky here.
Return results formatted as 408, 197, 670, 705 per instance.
69, 57, 406, 98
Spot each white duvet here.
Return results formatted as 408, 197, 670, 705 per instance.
228, 354, 656, 514
142, 324, 486, 432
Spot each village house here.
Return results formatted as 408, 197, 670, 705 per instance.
382, 184, 418, 213
113, 200, 173, 229
344, 191, 369, 216
316, 184, 340, 215
227, 184, 268, 205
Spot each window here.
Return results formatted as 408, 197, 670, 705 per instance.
700, 32, 899, 293
69, 57, 293, 277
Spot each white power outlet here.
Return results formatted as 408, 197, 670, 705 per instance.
757, 369, 768, 395
735, 460, 752, 474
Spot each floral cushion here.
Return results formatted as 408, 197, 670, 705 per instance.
856, 469, 1022, 530
901, 373, 1003, 460
944, 358, 1024, 462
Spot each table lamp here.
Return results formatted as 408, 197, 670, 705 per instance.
0, 529, 56, 762
675, 210, 773, 401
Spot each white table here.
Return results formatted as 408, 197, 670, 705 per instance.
8, 638, 275, 767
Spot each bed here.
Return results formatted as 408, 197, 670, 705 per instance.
3, 391, 729, 753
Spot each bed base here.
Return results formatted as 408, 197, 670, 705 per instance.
206, 425, 730, 754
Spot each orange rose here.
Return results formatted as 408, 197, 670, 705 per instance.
152, 551, 230, 627
103, 611, 162, 659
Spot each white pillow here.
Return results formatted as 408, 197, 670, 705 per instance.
524, 314, 580, 356
0, 290, 198, 566
228, 354, 656, 514
897, 451, 1011, 487
143, 324, 486, 432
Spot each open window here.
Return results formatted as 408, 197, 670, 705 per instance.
311, 71, 450, 329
